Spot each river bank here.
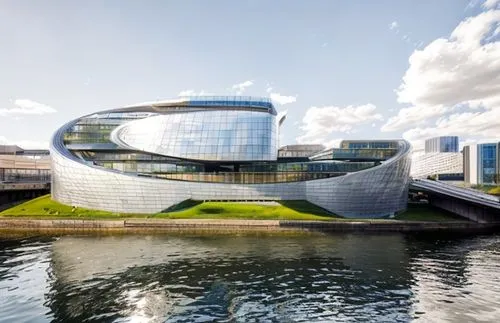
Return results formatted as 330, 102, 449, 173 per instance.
2, 195, 497, 236
0, 218, 499, 236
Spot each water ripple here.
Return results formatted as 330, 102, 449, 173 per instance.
0, 233, 500, 322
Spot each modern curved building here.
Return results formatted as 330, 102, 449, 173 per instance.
50, 96, 412, 218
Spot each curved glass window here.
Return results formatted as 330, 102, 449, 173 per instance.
114, 110, 277, 161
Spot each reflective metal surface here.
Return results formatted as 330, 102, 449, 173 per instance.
50, 97, 412, 217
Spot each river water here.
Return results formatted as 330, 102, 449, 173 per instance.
1, 232, 499, 322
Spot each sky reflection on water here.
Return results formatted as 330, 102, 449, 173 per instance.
0, 232, 499, 322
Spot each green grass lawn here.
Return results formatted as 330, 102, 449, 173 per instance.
470, 184, 500, 196
0, 195, 338, 221
0, 195, 147, 218
0, 195, 466, 222
488, 186, 500, 196
155, 200, 338, 221
394, 204, 464, 222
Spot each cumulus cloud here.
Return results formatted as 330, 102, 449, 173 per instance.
483, 0, 500, 9
382, 8, 500, 139
231, 80, 254, 95
381, 105, 453, 132
297, 104, 383, 143
0, 99, 56, 116
0, 136, 49, 149
270, 93, 297, 105
178, 89, 212, 96
397, 10, 500, 109
389, 21, 399, 30
323, 138, 343, 149
401, 108, 500, 150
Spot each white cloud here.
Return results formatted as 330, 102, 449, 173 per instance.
382, 8, 500, 138
397, 10, 500, 108
178, 89, 212, 96
297, 104, 383, 143
270, 93, 297, 105
401, 108, 500, 150
0, 99, 56, 116
231, 80, 254, 95
0, 136, 49, 149
321, 42, 328, 47
389, 21, 399, 30
323, 138, 343, 149
483, 0, 500, 9
265, 81, 274, 93
381, 105, 453, 132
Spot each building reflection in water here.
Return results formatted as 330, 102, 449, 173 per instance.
0, 233, 490, 322
45, 234, 416, 322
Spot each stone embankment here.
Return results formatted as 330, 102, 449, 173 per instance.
0, 218, 499, 235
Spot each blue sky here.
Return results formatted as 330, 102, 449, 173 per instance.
1, 0, 499, 150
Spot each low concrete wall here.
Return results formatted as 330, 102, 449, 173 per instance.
0, 218, 499, 234
281, 220, 500, 232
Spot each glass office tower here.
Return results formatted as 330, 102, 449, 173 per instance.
478, 143, 499, 184
424, 136, 459, 153
463, 142, 500, 185
50, 96, 412, 218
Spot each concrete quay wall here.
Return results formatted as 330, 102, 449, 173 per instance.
0, 218, 499, 234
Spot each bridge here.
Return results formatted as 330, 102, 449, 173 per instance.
409, 179, 500, 223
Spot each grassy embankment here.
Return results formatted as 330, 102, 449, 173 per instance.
0, 195, 336, 221
469, 185, 500, 196
0, 195, 462, 222
394, 203, 464, 222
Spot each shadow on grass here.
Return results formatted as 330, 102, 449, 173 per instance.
161, 199, 203, 213
277, 200, 340, 218
395, 203, 468, 222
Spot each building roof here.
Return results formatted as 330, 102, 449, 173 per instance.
0, 145, 24, 154
125, 96, 275, 112
278, 144, 326, 152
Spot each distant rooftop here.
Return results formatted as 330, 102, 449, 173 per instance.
0, 145, 23, 154
0, 145, 49, 155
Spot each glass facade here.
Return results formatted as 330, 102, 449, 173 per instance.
0, 147, 51, 183
51, 96, 413, 217
411, 152, 463, 179
478, 143, 498, 184
341, 141, 398, 149
425, 136, 459, 153
64, 112, 156, 145
113, 110, 277, 161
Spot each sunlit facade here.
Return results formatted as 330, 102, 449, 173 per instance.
0, 145, 50, 182
425, 136, 459, 153
411, 152, 463, 179
412, 136, 463, 180
464, 143, 500, 185
50, 96, 412, 218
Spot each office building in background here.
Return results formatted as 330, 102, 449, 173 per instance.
464, 142, 500, 185
425, 136, 459, 153
411, 136, 463, 180
0, 145, 50, 183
